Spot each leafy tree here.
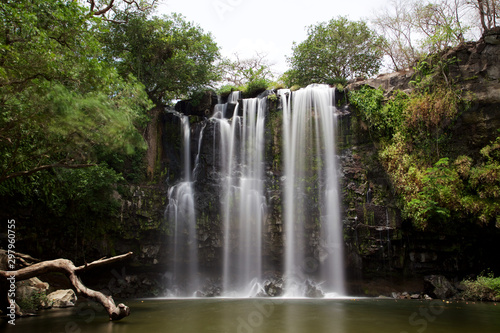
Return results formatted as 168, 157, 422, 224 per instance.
286, 16, 385, 86
0, 0, 152, 184
0, 0, 155, 260
102, 13, 221, 106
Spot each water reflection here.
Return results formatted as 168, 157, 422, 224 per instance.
3, 298, 500, 333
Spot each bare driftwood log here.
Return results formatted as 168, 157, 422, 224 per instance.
0, 252, 133, 321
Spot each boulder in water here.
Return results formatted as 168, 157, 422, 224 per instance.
424, 275, 458, 299
264, 278, 284, 297
47, 289, 77, 308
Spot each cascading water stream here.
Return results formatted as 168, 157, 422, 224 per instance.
212, 94, 267, 297
165, 115, 200, 296
281, 84, 345, 297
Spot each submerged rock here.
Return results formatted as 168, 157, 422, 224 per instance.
198, 279, 222, 297
304, 280, 324, 298
201, 285, 222, 297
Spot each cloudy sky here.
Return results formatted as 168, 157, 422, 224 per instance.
157, 0, 391, 75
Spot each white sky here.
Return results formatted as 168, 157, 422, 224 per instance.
157, 0, 392, 75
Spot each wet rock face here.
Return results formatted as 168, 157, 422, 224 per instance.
336, 108, 404, 280
192, 119, 224, 268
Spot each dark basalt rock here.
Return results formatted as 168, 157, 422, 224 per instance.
175, 90, 218, 117
264, 278, 284, 297
424, 275, 458, 299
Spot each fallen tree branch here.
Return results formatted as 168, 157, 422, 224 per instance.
1, 252, 133, 321
15, 252, 40, 268
75, 252, 132, 272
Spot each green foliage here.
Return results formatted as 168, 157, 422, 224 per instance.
287, 16, 385, 86
1, 163, 122, 218
1, 162, 125, 259
0, 0, 152, 185
349, 86, 408, 138
268, 81, 285, 90
462, 272, 500, 301
413, 2, 470, 54
217, 79, 272, 99
17, 289, 50, 312
0, 0, 158, 259
243, 77, 270, 97
406, 158, 459, 229
390, 138, 500, 230
217, 53, 274, 97
102, 12, 220, 106
410, 56, 459, 91
278, 71, 294, 89
189, 90, 211, 107
267, 94, 278, 102
0, 0, 101, 92
217, 84, 238, 96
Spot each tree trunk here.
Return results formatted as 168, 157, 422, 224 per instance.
478, 0, 489, 32
1, 252, 133, 321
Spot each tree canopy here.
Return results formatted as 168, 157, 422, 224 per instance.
0, 0, 152, 185
102, 13, 221, 106
85, 0, 159, 22
285, 16, 385, 86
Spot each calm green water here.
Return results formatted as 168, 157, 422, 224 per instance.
2, 298, 500, 333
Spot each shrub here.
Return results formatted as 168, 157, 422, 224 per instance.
244, 77, 270, 97
462, 273, 500, 301
218, 84, 238, 96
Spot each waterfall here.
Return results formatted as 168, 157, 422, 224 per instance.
213, 95, 267, 296
281, 84, 345, 297
165, 115, 200, 296
164, 85, 345, 298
